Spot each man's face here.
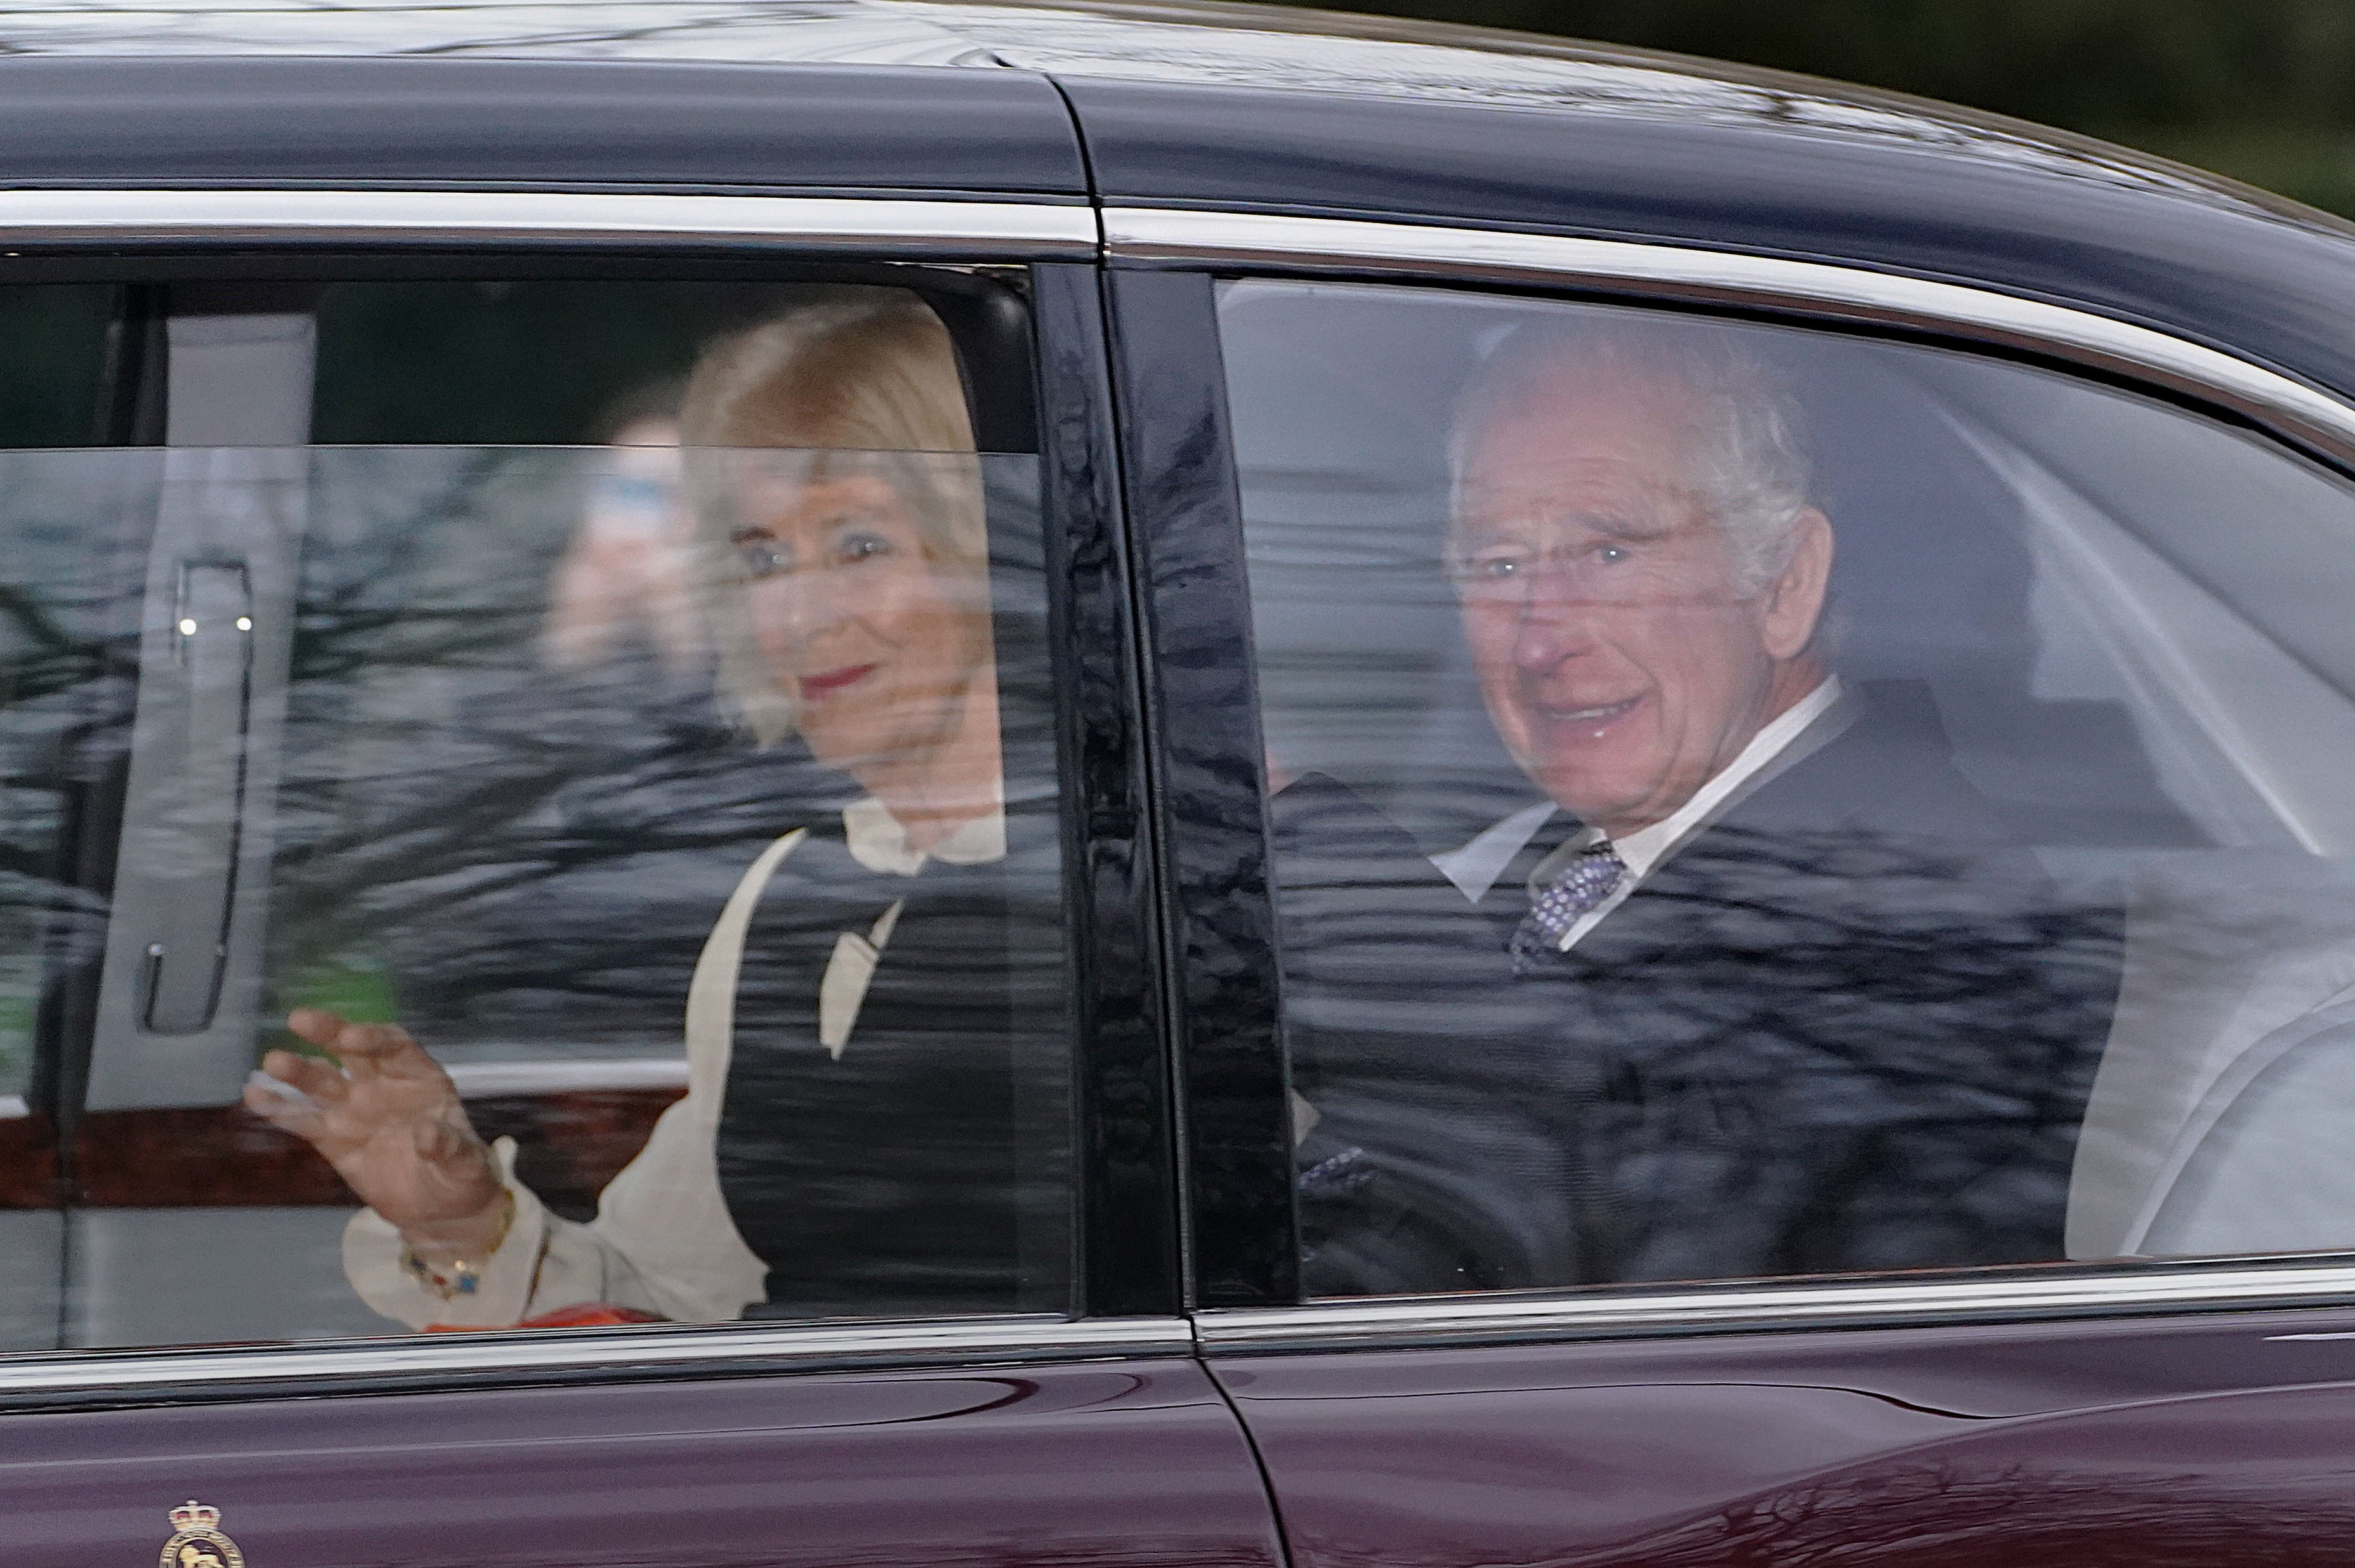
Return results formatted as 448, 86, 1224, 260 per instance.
1452, 368, 1821, 839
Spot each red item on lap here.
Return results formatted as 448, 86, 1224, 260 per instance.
426, 1304, 666, 1331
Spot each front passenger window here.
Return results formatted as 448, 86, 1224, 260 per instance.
1223, 278, 2355, 1297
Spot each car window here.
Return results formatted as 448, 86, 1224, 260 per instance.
1220, 276, 2355, 1297
3, 277, 1074, 1348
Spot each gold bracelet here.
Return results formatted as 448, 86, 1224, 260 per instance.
400, 1191, 517, 1302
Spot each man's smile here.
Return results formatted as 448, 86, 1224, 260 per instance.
1532, 693, 1644, 733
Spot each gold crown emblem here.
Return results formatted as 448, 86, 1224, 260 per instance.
168, 1502, 220, 1533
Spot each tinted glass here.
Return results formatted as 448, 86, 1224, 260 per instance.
4, 280, 1073, 1349
0, 285, 134, 1349
0, 448, 143, 1349
311, 280, 799, 446
1223, 277, 2355, 1296
0, 284, 116, 448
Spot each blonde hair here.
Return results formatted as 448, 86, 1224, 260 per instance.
679, 291, 988, 745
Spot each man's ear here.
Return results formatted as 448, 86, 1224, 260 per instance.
1759, 509, 1833, 662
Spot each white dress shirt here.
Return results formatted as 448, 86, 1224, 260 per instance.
1433, 677, 1846, 954
342, 799, 1007, 1330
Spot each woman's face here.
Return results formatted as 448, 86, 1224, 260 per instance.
730, 464, 994, 780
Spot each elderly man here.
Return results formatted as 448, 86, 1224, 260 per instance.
1277, 319, 2120, 1295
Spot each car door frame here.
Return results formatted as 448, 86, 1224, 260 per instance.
0, 185, 1191, 1385
1105, 200, 2355, 1336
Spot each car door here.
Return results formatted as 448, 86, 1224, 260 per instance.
1110, 230, 2355, 1566
0, 189, 1283, 1568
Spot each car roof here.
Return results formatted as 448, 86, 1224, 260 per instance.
0, 0, 2301, 216
10, 0, 2355, 413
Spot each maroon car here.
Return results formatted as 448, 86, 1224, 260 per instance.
7, 3, 2355, 1564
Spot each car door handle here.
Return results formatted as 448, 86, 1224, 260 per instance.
138, 559, 254, 1035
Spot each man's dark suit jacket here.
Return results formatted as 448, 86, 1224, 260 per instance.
1272, 681, 2123, 1297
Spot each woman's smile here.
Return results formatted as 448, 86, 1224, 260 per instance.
800, 662, 880, 699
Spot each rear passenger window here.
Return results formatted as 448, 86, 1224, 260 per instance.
3, 275, 1074, 1347
1223, 278, 2355, 1297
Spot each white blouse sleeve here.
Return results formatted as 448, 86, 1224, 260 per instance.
341, 830, 806, 1330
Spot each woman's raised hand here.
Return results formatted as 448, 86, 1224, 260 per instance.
242, 1008, 508, 1257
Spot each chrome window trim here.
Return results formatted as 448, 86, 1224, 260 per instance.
1197, 1261, 2355, 1354
1106, 207, 2355, 471
0, 1314, 1190, 1409
0, 189, 1099, 256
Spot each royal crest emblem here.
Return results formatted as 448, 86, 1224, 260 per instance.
158, 1501, 244, 1568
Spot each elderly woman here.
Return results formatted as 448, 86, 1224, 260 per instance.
244, 292, 1066, 1327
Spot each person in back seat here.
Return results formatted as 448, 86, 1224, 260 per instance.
246, 291, 1066, 1327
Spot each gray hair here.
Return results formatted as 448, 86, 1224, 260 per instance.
1448, 315, 1814, 596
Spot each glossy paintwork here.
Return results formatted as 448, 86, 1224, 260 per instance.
1033, 263, 1184, 1318
936, 3, 2355, 416
0, 57, 1088, 195
1216, 1307, 2355, 1565
8, 0, 2354, 402
7, 1356, 1285, 1567
1106, 268, 1296, 1309
1066, 73, 2355, 408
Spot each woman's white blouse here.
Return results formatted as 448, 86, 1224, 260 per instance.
341, 800, 1009, 1330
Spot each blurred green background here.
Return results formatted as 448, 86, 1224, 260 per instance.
1304, 0, 2355, 220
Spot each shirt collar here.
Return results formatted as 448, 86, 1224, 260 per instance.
841, 794, 1008, 877
1525, 674, 1846, 893
1595, 674, 1844, 879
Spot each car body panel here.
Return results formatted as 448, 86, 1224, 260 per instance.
1057, 70, 2355, 410
8, 1, 2355, 400
3, 1354, 1286, 1567
1210, 1309, 2355, 1565
0, 56, 1089, 196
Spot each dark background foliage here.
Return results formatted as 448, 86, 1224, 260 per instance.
1301, 0, 2355, 219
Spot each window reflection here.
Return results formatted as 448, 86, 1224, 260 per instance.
540, 389, 704, 682
1226, 278, 2355, 1297
245, 296, 1069, 1331
0, 279, 1068, 1351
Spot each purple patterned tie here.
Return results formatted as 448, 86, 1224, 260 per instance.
1510, 841, 1627, 974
